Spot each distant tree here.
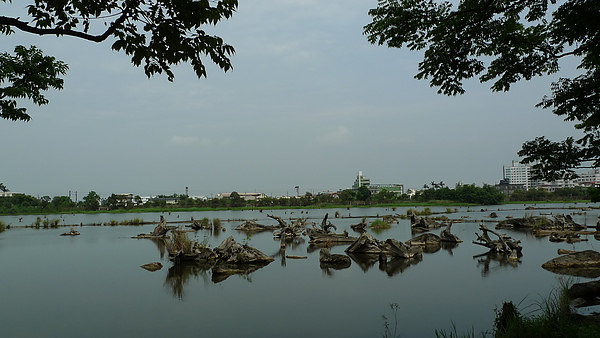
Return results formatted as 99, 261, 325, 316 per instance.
51, 195, 75, 211
373, 189, 397, 202
364, 0, 600, 182
82, 191, 101, 211
229, 191, 244, 208
339, 189, 356, 203
0, 0, 238, 121
589, 187, 600, 203
356, 185, 372, 202
0, 182, 8, 192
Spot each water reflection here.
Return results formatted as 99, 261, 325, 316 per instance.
348, 253, 422, 276
474, 252, 521, 277
165, 262, 212, 300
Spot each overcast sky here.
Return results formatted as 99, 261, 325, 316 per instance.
0, 1, 581, 199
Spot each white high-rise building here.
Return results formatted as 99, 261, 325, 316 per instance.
503, 160, 535, 190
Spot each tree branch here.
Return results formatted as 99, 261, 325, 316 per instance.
0, 1, 137, 42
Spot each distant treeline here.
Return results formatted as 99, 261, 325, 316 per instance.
0, 185, 595, 215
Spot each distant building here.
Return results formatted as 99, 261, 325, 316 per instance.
499, 161, 599, 193
574, 168, 600, 187
503, 160, 536, 190
0, 192, 21, 197
351, 171, 404, 195
216, 192, 267, 201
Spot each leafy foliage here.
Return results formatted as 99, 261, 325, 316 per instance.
416, 183, 505, 205
365, 0, 600, 181
0, 46, 68, 121
0, 0, 238, 121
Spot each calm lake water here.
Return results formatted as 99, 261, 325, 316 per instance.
1, 204, 600, 337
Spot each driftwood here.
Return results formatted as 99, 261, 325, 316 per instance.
188, 218, 225, 232
60, 227, 80, 236
382, 215, 399, 224
542, 249, 600, 278
267, 214, 288, 228
268, 214, 307, 240
235, 220, 279, 232
548, 231, 587, 243
410, 212, 441, 232
473, 224, 521, 260
440, 223, 463, 243
306, 213, 356, 244
345, 233, 422, 259
496, 214, 584, 231
319, 248, 351, 269
140, 262, 163, 271
214, 236, 275, 264
350, 217, 368, 232
406, 233, 441, 246
134, 216, 175, 238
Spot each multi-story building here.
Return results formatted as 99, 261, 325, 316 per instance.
500, 161, 599, 192
574, 168, 600, 187
502, 160, 536, 190
351, 171, 403, 195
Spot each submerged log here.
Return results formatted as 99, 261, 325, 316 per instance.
60, 228, 80, 236
140, 262, 163, 272
405, 233, 441, 247
235, 220, 279, 232
542, 249, 600, 278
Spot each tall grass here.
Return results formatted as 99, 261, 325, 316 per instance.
166, 230, 194, 255
434, 279, 600, 338
0, 220, 6, 233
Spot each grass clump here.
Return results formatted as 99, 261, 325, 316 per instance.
370, 219, 391, 229
119, 218, 144, 226
166, 230, 195, 255
0, 220, 6, 232
406, 207, 433, 216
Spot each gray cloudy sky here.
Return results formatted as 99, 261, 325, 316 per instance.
0, 1, 579, 199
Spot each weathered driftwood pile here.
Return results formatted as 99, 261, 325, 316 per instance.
410, 211, 443, 232
167, 234, 274, 281
306, 213, 357, 245
345, 232, 422, 259
235, 220, 280, 232
405, 224, 463, 247
269, 214, 307, 241
496, 213, 590, 243
496, 214, 584, 231
473, 224, 522, 261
